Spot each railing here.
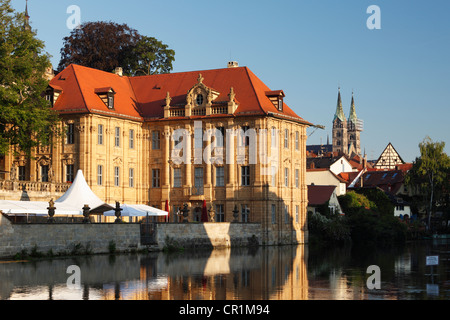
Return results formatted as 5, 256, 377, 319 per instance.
191, 186, 204, 196
192, 108, 206, 116
212, 106, 228, 115
170, 109, 185, 117
0, 180, 71, 193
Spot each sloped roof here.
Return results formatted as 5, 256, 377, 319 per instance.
353, 170, 406, 194
308, 185, 337, 206
50, 64, 311, 125
50, 64, 143, 121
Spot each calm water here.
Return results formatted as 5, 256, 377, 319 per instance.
0, 239, 449, 300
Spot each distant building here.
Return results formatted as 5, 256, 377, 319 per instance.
373, 143, 405, 170
307, 185, 343, 215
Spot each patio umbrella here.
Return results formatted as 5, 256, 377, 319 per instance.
201, 200, 208, 222
165, 200, 170, 222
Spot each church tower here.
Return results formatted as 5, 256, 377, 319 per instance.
347, 92, 362, 156
332, 88, 348, 155
23, 0, 31, 31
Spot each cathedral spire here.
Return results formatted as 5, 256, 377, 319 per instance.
333, 87, 346, 122
348, 91, 358, 125
23, 0, 31, 31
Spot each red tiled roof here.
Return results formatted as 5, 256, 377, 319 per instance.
49, 64, 311, 125
50, 64, 143, 121
308, 185, 336, 206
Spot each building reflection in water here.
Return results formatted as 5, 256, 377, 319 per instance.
0, 246, 308, 300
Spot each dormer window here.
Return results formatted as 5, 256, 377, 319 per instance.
107, 92, 115, 109
95, 87, 116, 110
278, 98, 283, 111
266, 90, 285, 112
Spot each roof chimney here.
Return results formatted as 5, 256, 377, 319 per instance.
114, 67, 123, 77
227, 61, 239, 68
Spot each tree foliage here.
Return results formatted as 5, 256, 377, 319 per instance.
58, 22, 175, 76
0, 0, 59, 156
406, 136, 450, 227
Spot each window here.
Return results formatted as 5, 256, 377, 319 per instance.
97, 165, 103, 186
241, 204, 250, 223
41, 165, 49, 182
66, 165, 74, 183
295, 205, 299, 223
216, 204, 224, 222
216, 166, 225, 187
194, 167, 204, 194
18, 166, 26, 181
241, 166, 250, 186
152, 169, 160, 188
107, 92, 114, 109
271, 127, 277, 149
285, 168, 289, 187
285, 205, 289, 224
115, 127, 121, 147
295, 131, 299, 150
173, 168, 182, 188
284, 129, 289, 149
114, 167, 120, 187
271, 166, 276, 187
295, 169, 299, 188
129, 129, 135, 149
129, 168, 134, 188
271, 204, 276, 224
196, 94, 204, 106
98, 124, 103, 145
215, 127, 224, 147
152, 131, 160, 150
241, 126, 250, 146
66, 123, 75, 145
278, 98, 283, 111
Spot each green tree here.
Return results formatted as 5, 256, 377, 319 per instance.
57, 22, 175, 76
0, 0, 59, 156
123, 36, 175, 76
406, 137, 450, 229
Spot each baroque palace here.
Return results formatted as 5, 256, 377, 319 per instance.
0, 61, 311, 244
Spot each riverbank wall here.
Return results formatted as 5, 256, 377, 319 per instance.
0, 213, 141, 259
154, 222, 262, 250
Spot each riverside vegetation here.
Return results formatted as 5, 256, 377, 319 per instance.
308, 188, 408, 247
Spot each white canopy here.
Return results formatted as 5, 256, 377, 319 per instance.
56, 170, 113, 213
0, 200, 82, 216
104, 204, 168, 217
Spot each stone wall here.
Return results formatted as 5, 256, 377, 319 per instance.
0, 213, 141, 259
155, 223, 262, 250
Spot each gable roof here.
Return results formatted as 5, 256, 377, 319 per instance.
374, 143, 405, 169
50, 64, 311, 125
308, 185, 337, 206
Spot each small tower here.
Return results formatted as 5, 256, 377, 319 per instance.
23, 0, 31, 31
332, 88, 348, 155
347, 92, 362, 156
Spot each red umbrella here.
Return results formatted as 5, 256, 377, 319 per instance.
201, 200, 208, 222
165, 200, 170, 222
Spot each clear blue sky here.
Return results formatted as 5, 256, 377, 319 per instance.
11, 0, 450, 162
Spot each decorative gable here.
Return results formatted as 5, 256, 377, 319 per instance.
374, 143, 405, 170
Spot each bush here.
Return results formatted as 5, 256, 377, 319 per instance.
308, 212, 351, 245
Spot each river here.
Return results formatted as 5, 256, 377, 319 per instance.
0, 239, 448, 300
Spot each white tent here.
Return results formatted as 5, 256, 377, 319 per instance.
56, 170, 114, 213
104, 204, 168, 217
0, 200, 82, 216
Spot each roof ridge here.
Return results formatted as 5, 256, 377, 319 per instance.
69, 64, 89, 113
243, 67, 268, 115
